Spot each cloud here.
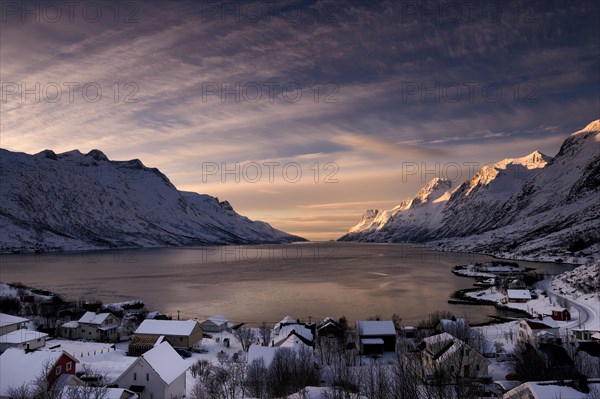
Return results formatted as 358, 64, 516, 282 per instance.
1, 0, 598, 240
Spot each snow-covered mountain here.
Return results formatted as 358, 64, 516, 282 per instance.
0, 149, 305, 252
340, 120, 600, 263
345, 177, 454, 242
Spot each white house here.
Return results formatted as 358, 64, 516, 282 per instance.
518, 317, 560, 343
0, 329, 48, 353
200, 315, 230, 333
59, 312, 120, 342
419, 332, 489, 380
0, 313, 28, 336
116, 342, 188, 399
272, 323, 314, 347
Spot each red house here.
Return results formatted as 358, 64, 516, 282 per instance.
550, 307, 571, 321
0, 348, 79, 397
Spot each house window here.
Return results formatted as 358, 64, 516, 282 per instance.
66, 362, 72, 371
476, 365, 480, 371
134, 373, 137, 381
450, 366, 455, 372
466, 349, 470, 356
179, 337, 183, 342
56, 365, 61, 375
81, 329, 85, 333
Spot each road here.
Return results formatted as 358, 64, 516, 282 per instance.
537, 278, 599, 333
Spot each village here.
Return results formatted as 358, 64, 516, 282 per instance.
0, 262, 598, 399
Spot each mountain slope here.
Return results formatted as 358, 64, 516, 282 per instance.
340, 120, 600, 262
0, 149, 304, 252
340, 177, 454, 242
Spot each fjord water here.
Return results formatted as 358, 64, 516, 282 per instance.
0, 243, 573, 325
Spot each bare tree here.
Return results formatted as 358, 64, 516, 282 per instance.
245, 358, 268, 398
234, 327, 256, 352
5, 383, 32, 399
63, 364, 111, 399
259, 322, 271, 346
266, 347, 320, 397
361, 360, 392, 399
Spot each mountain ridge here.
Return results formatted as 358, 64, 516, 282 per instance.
0, 148, 305, 253
340, 120, 600, 263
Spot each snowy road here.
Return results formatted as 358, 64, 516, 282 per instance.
537, 278, 600, 334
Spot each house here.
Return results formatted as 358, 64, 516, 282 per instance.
356, 320, 396, 354
248, 337, 312, 367
518, 317, 560, 343
0, 329, 48, 353
418, 332, 489, 380
502, 379, 600, 399
200, 315, 230, 333
115, 342, 188, 399
0, 348, 79, 399
506, 289, 531, 303
399, 326, 417, 339
133, 320, 202, 351
104, 387, 140, 399
273, 315, 299, 334
592, 332, 600, 343
273, 330, 314, 348
59, 311, 120, 342
247, 345, 280, 367
272, 323, 314, 347
570, 328, 600, 342
0, 313, 28, 336
544, 306, 571, 321
317, 317, 344, 339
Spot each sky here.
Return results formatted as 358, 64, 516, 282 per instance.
1, 0, 599, 240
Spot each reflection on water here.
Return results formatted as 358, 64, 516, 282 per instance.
0, 243, 573, 325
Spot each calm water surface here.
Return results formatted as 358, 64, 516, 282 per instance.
0, 243, 574, 325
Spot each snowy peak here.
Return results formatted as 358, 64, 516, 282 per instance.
460, 150, 550, 198
409, 178, 453, 208
516, 150, 552, 169
572, 119, 600, 135
348, 209, 380, 233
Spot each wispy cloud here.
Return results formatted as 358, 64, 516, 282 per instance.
1, 0, 598, 240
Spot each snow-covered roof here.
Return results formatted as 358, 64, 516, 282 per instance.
0, 313, 28, 327
507, 289, 531, 299
248, 345, 279, 367
0, 349, 77, 396
141, 342, 188, 384
277, 334, 312, 349
361, 338, 384, 345
356, 320, 396, 336
78, 311, 112, 325
506, 381, 590, 399
276, 324, 313, 342
592, 332, 600, 340
526, 316, 559, 329
135, 319, 198, 336
61, 321, 80, 328
274, 315, 297, 330
204, 315, 229, 326
0, 329, 48, 344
